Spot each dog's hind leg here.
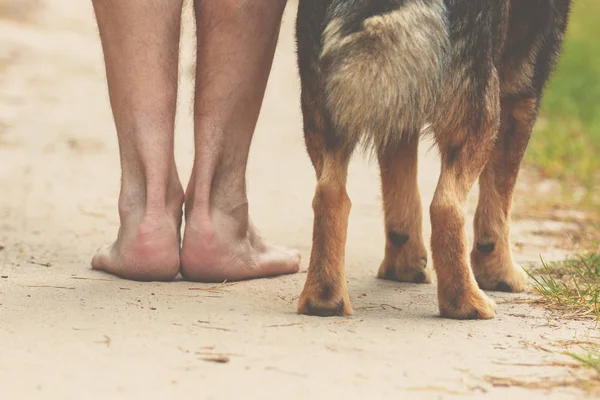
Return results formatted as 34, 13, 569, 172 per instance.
430, 68, 501, 320
377, 134, 430, 284
471, 0, 571, 293
471, 96, 538, 292
295, 1, 356, 317
296, 89, 355, 316
297, 142, 354, 317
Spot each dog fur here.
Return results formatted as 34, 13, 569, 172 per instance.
295, 0, 571, 319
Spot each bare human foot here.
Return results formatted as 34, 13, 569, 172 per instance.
180, 203, 299, 282
179, 0, 300, 282
92, 184, 184, 282
90, 0, 185, 281
91, 214, 183, 282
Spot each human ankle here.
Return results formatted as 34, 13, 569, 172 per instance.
211, 199, 249, 235
118, 177, 183, 222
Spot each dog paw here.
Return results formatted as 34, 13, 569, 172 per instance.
439, 287, 496, 320
297, 281, 352, 317
476, 266, 528, 293
377, 256, 431, 284
471, 246, 528, 292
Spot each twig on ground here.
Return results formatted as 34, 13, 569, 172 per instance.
380, 303, 402, 311
70, 276, 114, 281
266, 322, 305, 328
25, 285, 75, 290
199, 355, 230, 364
194, 324, 234, 332
94, 334, 111, 347
30, 260, 52, 267
188, 281, 237, 293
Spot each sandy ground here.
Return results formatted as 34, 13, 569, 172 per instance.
0, 1, 597, 399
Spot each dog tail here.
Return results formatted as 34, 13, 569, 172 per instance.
321, 0, 449, 152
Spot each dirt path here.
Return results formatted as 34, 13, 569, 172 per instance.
0, 1, 595, 399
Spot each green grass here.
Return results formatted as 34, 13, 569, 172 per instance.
526, 253, 600, 320
568, 349, 600, 392
569, 350, 600, 375
528, 0, 600, 195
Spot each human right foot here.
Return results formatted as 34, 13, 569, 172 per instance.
180, 203, 300, 282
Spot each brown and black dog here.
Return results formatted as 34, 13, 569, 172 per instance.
295, 0, 571, 319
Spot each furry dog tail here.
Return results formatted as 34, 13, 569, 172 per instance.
321, 0, 448, 152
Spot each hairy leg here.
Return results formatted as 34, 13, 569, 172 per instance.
472, 96, 538, 292
377, 134, 430, 284
91, 0, 184, 281
297, 144, 354, 317
180, 0, 300, 282
430, 71, 501, 320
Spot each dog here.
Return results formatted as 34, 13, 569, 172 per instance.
295, 0, 572, 319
